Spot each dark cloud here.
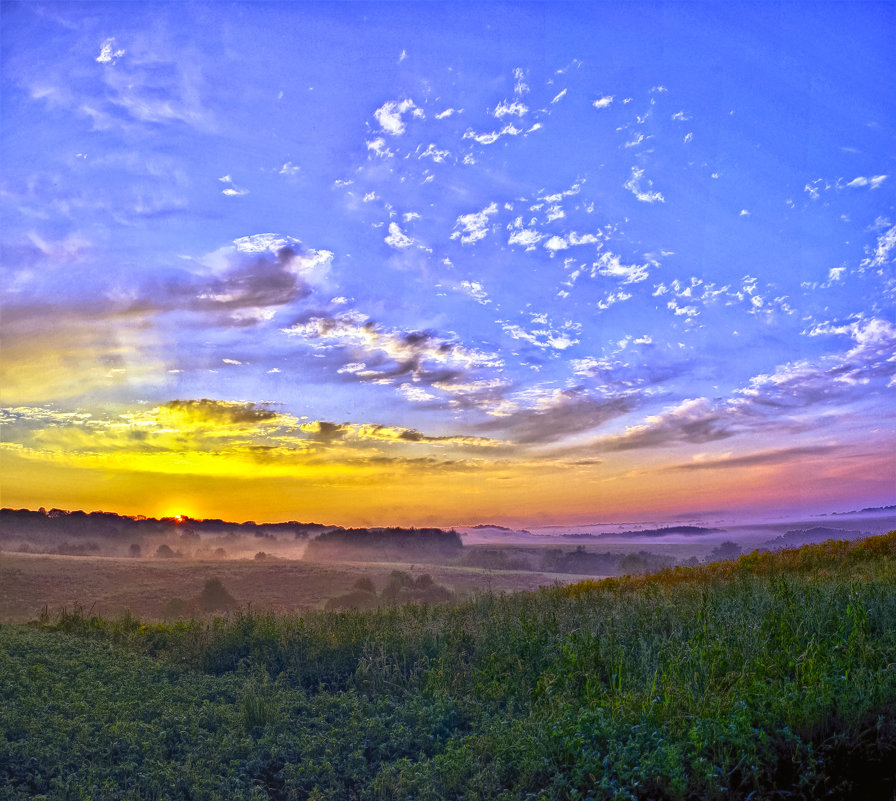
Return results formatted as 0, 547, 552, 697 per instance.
484, 389, 636, 445
189, 246, 313, 316
667, 444, 841, 471
162, 399, 280, 424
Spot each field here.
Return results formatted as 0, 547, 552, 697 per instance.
2, 533, 895, 800
0, 550, 598, 623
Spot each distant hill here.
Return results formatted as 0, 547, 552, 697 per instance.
561, 525, 724, 540
829, 504, 896, 516
764, 526, 869, 549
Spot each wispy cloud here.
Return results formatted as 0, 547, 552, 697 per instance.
624, 167, 664, 203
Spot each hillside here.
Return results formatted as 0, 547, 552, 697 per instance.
1, 532, 895, 800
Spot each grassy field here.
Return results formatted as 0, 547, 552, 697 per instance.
2, 533, 895, 800
0, 551, 598, 623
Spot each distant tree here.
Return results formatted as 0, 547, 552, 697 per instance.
155, 544, 177, 558
254, 551, 268, 560
213, 547, 227, 559
199, 577, 237, 612
679, 556, 700, 568
707, 541, 742, 563
128, 543, 142, 558
353, 577, 376, 593
414, 573, 435, 589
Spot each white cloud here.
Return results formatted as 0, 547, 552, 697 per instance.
460, 281, 491, 305
494, 100, 529, 118
683, 132, 693, 144
366, 137, 393, 158
595, 290, 632, 310
624, 167, 664, 203
219, 175, 248, 196
672, 111, 692, 121
861, 222, 896, 272
419, 143, 451, 163
435, 108, 458, 119
451, 202, 499, 244
96, 38, 125, 64
374, 99, 419, 135
592, 95, 614, 109
828, 267, 846, 282
846, 175, 888, 189
279, 161, 300, 176
513, 67, 529, 95
593, 251, 649, 283
739, 209, 751, 217
384, 222, 414, 249
551, 89, 567, 104
403, 212, 421, 222
507, 226, 543, 250
625, 133, 645, 148
462, 122, 523, 145
544, 236, 569, 252
398, 383, 437, 402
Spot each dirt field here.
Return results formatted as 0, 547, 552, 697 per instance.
0, 551, 600, 623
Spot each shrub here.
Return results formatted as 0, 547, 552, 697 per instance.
199, 577, 237, 612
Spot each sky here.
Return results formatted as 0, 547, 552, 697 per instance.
1, 1, 894, 527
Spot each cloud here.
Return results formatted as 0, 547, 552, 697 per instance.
419, 143, 450, 163
451, 202, 498, 244
282, 313, 502, 386
592, 95, 614, 109
195, 235, 331, 310
460, 281, 491, 305
747, 317, 896, 404
551, 89, 567, 104
667, 444, 840, 472
592, 251, 649, 283
861, 222, 896, 273
845, 175, 887, 189
219, 175, 248, 196
595, 398, 736, 452
624, 167, 664, 203
159, 399, 281, 426
499, 314, 581, 352
481, 387, 635, 445
366, 137, 393, 158
494, 100, 528, 118
96, 38, 126, 65
279, 161, 300, 176
384, 222, 414, 249
374, 99, 420, 135
462, 122, 523, 145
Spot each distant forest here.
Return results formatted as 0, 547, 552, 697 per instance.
0, 508, 329, 542
304, 527, 464, 561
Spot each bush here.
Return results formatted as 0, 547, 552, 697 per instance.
199, 578, 237, 612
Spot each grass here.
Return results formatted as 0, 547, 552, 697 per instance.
2, 533, 895, 800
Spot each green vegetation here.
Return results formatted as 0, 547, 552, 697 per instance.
2, 534, 896, 799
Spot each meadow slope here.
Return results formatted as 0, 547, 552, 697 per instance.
2, 533, 895, 800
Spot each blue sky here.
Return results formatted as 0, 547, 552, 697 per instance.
1, 2, 894, 525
